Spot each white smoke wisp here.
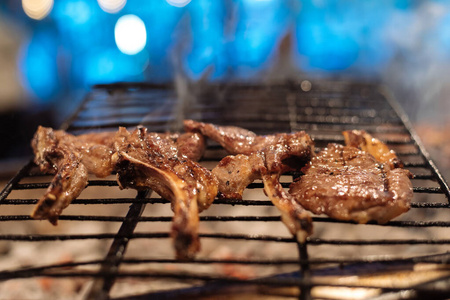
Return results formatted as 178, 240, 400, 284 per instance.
382, 2, 450, 124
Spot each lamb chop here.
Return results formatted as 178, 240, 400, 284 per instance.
211, 153, 313, 242
32, 125, 214, 259
113, 127, 218, 259
343, 129, 403, 169
31, 127, 116, 224
31, 126, 207, 225
184, 120, 313, 171
185, 120, 314, 242
288, 131, 413, 224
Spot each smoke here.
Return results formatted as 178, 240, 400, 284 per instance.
381, 2, 450, 124
152, 0, 450, 129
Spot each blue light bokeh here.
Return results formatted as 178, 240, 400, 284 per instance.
18, 27, 61, 103
3, 0, 450, 106
185, 0, 227, 79
230, 0, 291, 78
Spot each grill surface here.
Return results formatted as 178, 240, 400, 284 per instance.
1, 80, 449, 300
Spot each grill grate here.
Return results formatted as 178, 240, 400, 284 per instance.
1, 80, 449, 300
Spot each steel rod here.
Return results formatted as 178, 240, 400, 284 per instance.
85, 190, 149, 300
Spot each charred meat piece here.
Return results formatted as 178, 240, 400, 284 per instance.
113, 127, 218, 260
31, 127, 115, 224
212, 153, 313, 243
212, 154, 263, 200
175, 132, 206, 162
343, 130, 403, 169
201, 119, 316, 242
289, 133, 413, 224
184, 120, 314, 172
31, 126, 208, 227
185, 120, 314, 240
262, 173, 313, 243
31, 153, 88, 225
144, 131, 206, 162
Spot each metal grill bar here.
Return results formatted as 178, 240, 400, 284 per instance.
1, 268, 449, 299
0, 161, 34, 200
2, 251, 448, 279
86, 190, 149, 300
1, 198, 449, 208
10, 181, 448, 196
0, 215, 450, 228
0, 233, 448, 246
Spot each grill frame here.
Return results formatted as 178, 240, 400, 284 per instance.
0, 80, 449, 300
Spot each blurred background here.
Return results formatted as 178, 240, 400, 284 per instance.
0, 0, 449, 177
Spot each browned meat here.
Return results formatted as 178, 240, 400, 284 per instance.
212, 153, 313, 242
343, 130, 403, 169
184, 120, 314, 172
289, 137, 413, 224
184, 120, 259, 155
31, 153, 88, 225
113, 127, 218, 259
189, 120, 315, 241
175, 132, 206, 161
144, 131, 206, 162
31, 126, 115, 224
262, 173, 313, 242
31, 126, 208, 227
212, 154, 263, 200
199, 119, 316, 242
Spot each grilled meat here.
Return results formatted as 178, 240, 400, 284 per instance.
184, 120, 314, 172
113, 127, 218, 259
195, 120, 315, 242
211, 153, 313, 242
289, 132, 413, 224
175, 131, 206, 162
31, 127, 115, 224
262, 173, 313, 243
343, 130, 403, 169
31, 126, 208, 226
212, 154, 263, 200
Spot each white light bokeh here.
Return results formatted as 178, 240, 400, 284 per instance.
98, 0, 126, 13
114, 14, 147, 55
22, 0, 53, 20
166, 0, 191, 8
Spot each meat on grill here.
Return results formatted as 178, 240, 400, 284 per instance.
31, 127, 209, 212
211, 154, 263, 200
113, 126, 218, 259
211, 153, 313, 242
186, 120, 315, 242
184, 120, 314, 172
289, 131, 413, 224
343, 130, 403, 169
32, 126, 214, 259
31, 127, 116, 224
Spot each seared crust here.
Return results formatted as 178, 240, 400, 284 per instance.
30, 126, 210, 226
343, 130, 404, 169
212, 154, 263, 200
31, 126, 111, 224
262, 173, 313, 243
113, 127, 218, 259
184, 120, 314, 172
197, 120, 315, 242
289, 142, 412, 224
